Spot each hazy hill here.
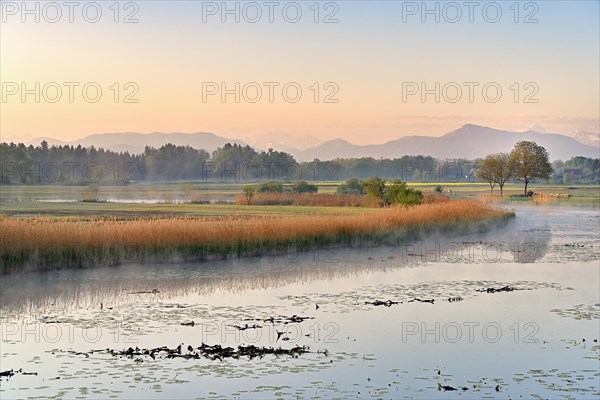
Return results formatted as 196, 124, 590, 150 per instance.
292, 124, 599, 161
18, 132, 246, 154
8, 124, 598, 161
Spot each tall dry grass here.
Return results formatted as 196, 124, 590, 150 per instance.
475, 194, 511, 204
235, 192, 381, 207
0, 200, 512, 271
531, 192, 569, 205
422, 193, 451, 204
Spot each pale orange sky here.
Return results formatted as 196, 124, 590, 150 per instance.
1, 1, 598, 145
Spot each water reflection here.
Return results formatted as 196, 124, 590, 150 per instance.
0, 206, 599, 399
2, 205, 596, 319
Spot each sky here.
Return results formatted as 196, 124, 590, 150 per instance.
1, 0, 599, 145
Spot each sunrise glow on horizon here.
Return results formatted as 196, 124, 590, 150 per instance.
1, 1, 599, 144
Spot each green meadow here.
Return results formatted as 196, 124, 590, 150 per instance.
1, 182, 598, 219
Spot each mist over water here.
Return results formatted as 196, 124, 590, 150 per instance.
1, 205, 598, 399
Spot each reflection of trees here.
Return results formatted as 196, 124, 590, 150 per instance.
494, 220, 551, 263
506, 233, 551, 263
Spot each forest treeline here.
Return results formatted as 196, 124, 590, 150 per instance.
1, 141, 598, 185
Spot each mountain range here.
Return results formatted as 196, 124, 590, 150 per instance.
4, 124, 598, 161
289, 125, 599, 161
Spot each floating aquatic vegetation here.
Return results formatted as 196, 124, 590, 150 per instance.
78, 343, 312, 361
279, 280, 562, 313
550, 304, 600, 320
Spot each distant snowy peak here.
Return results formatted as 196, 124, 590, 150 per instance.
567, 130, 600, 147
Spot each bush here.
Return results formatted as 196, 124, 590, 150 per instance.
362, 177, 387, 202
241, 185, 256, 204
434, 185, 443, 193
291, 181, 318, 194
256, 181, 284, 193
386, 180, 423, 206
361, 178, 423, 206
336, 178, 365, 195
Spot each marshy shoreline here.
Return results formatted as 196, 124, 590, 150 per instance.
0, 200, 513, 273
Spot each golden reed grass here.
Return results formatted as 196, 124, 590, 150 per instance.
531, 192, 568, 205
475, 194, 511, 204
0, 200, 511, 270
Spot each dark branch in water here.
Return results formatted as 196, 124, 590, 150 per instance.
0, 369, 38, 380
438, 383, 468, 391
476, 285, 515, 293
67, 351, 90, 358
408, 298, 435, 304
249, 315, 315, 324
229, 323, 262, 331
128, 289, 160, 295
365, 300, 401, 307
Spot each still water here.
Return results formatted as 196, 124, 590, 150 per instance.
1, 205, 599, 399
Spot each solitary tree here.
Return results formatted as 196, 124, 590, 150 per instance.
510, 141, 553, 195
242, 185, 255, 205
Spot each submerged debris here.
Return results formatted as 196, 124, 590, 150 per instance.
128, 289, 160, 295
253, 315, 315, 324
67, 350, 90, 358
408, 298, 435, 304
229, 323, 262, 331
365, 299, 400, 307
0, 370, 14, 379
0, 369, 38, 380
438, 383, 468, 391
80, 343, 310, 361
476, 285, 515, 293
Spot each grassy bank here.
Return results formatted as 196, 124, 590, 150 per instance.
0, 200, 512, 272
235, 192, 382, 207
2, 183, 598, 206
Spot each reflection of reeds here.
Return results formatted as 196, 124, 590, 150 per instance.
0, 200, 512, 271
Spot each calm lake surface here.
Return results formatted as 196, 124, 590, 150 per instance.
1, 205, 599, 399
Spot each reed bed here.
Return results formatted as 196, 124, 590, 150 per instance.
533, 192, 570, 199
475, 194, 511, 204
531, 193, 565, 205
422, 193, 451, 204
0, 200, 513, 271
235, 192, 381, 207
